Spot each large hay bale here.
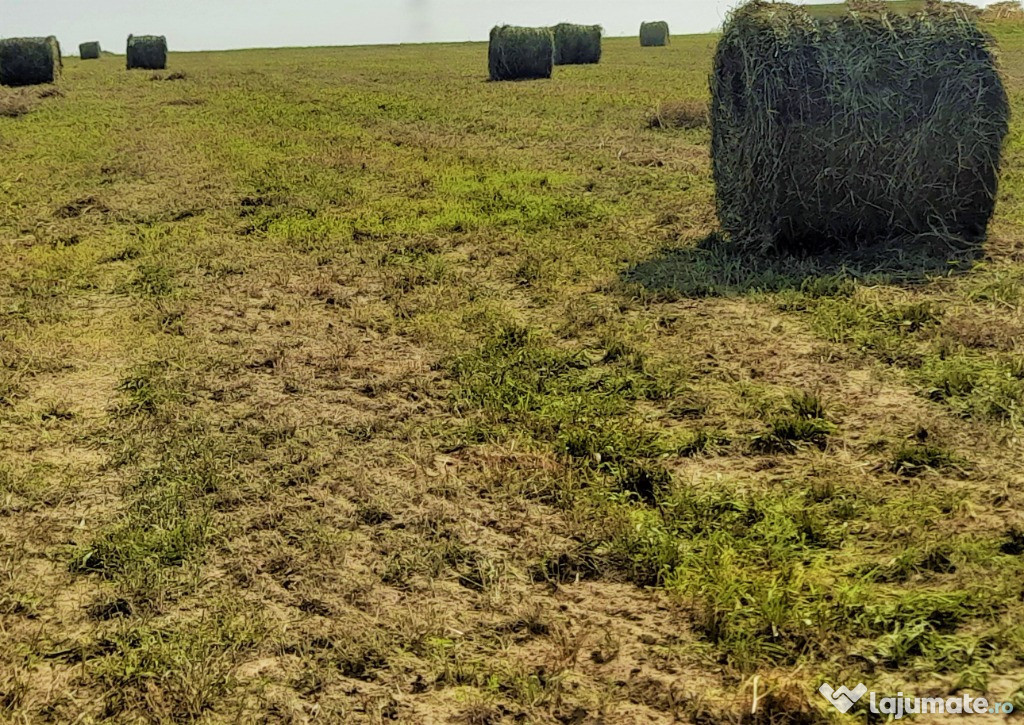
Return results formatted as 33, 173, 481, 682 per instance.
552, 23, 602, 65
0, 37, 61, 87
488, 26, 553, 81
79, 42, 101, 60
710, 1, 1009, 252
126, 35, 167, 70
640, 21, 670, 46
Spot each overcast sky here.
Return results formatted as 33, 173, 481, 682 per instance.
0, 0, 992, 53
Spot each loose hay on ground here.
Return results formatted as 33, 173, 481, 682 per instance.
488, 26, 553, 81
640, 21, 671, 46
0, 37, 61, 87
127, 35, 168, 70
647, 100, 709, 130
710, 1, 1009, 252
552, 23, 602, 65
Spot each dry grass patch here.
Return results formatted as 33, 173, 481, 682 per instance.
2, 34, 1024, 723
647, 99, 708, 130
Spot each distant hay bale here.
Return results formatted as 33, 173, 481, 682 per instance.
126, 35, 167, 70
710, 1, 1009, 252
79, 42, 101, 60
552, 23, 602, 65
488, 26, 553, 81
0, 37, 62, 87
640, 21, 670, 46
982, 0, 1024, 20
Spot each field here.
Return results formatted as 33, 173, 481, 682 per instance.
1, 28, 1024, 723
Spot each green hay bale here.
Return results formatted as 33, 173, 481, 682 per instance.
489, 26, 553, 81
126, 35, 167, 70
79, 42, 101, 60
710, 1, 1009, 252
552, 23, 602, 65
0, 36, 61, 87
640, 21, 671, 46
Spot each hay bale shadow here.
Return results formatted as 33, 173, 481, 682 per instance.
623, 232, 984, 299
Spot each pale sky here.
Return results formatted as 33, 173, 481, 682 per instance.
0, 0, 991, 53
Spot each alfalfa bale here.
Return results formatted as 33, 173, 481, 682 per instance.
79, 42, 101, 60
0, 37, 61, 87
640, 21, 670, 46
710, 1, 1009, 252
126, 35, 167, 70
552, 23, 602, 65
489, 26, 553, 81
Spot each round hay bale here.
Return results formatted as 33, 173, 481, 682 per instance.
488, 26, 553, 81
0, 37, 61, 87
127, 35, 168, 70
552, 23, 602, 65
640, 21, 670, 47
710, 1, 1009, 252
79, 42, 102, 60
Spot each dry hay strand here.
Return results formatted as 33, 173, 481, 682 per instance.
0, 36, 61, 87
847, 0, 889, 13
640, 21, 671, 46
710, 1, 1009, 253
648, 100, 709, 130
552, 23, 602, 65
488, 26, 553, 81
924, 0, 982, 19
982, 0, 1024, 20
0, 88, 33, 117
79, 42, 101, 60
127, 35, 167, 70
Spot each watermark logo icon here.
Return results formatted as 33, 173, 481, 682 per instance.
819, 683, 868, 714
817, 683, 1014, 718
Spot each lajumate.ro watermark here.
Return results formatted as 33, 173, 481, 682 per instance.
819, 682, 1015, 718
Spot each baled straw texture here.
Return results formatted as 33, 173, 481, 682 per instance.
489, 26, 553, 81
127, 35, 168, 70
710, 1, 1009, 252
553, 23, 602, 65
982, 1, 1024, 20
0, 37, 61, 86
640, 21, 670, 46
79, 42, 101, 60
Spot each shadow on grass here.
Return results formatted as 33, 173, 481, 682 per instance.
623, 232, 985, 299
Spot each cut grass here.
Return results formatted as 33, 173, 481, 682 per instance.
1, 33, 1024, 723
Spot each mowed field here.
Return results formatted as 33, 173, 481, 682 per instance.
2, 30, 1024, 723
